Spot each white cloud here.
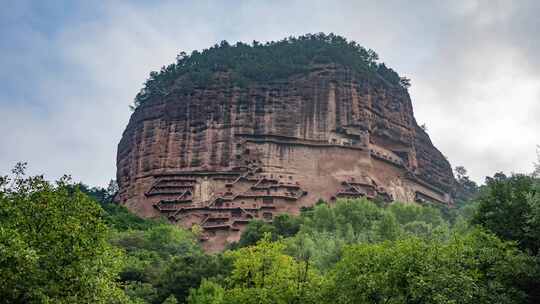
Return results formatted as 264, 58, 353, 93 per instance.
0, 0, 538, 185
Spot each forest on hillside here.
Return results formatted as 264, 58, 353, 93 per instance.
1, 160, 540, 304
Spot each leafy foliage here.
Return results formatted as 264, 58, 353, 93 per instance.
231, 220, 277, 248
111, 224, 231, 304
0, 163, 127, 303
287, 199, 453, 271
77, 181, 162, 231
133, 33, 409, 108
472, 173, 539, 254
454, 166, 479, 203
326, 230, 535, 304
3, 162, 540, 303
231, 214, 302, 249
189, 229, 536, 304
189, 236, 323, 304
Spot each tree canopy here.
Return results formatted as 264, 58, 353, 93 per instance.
133, 33, 409, 109
472, 173, 540, 254
2, 163, 540, 303
0, 163, 126, 303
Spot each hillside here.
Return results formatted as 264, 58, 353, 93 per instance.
117, 33, 454, 251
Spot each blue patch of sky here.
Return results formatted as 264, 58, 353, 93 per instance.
0, 1, 104, 109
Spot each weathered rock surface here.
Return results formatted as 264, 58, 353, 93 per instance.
117, 64, 454, 251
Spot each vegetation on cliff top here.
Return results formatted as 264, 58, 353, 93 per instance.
133, 33, 410, 109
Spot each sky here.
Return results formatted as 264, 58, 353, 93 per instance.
1, 0, 539, 186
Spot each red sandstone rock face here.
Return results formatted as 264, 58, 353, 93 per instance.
117, 64, 454, 251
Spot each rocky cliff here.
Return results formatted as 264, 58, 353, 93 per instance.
117, 35, 455, 251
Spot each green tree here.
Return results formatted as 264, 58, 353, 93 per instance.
387, 202, 444, 228
190, 236, 323, 304
301, 199, 384, 240
0, 163, 127, 303
124, 282, 159, 304
133, 33, 409, 109
157, 252, 231, 303
285, 231, 345, 272
187, 280, 224, 304
454, 166, 479, 203
77, 181, 161, 231
232, 214, 302, 249
527, 183, 540, 247
372, 212, 402, 241
472, 173, 538, 254
533, 146, 540, 178
161, 295, 178, 304
272, 213, 302, 237
325, 230, 535, 304
233, 220, 277, 248
111, 222, 232, 304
